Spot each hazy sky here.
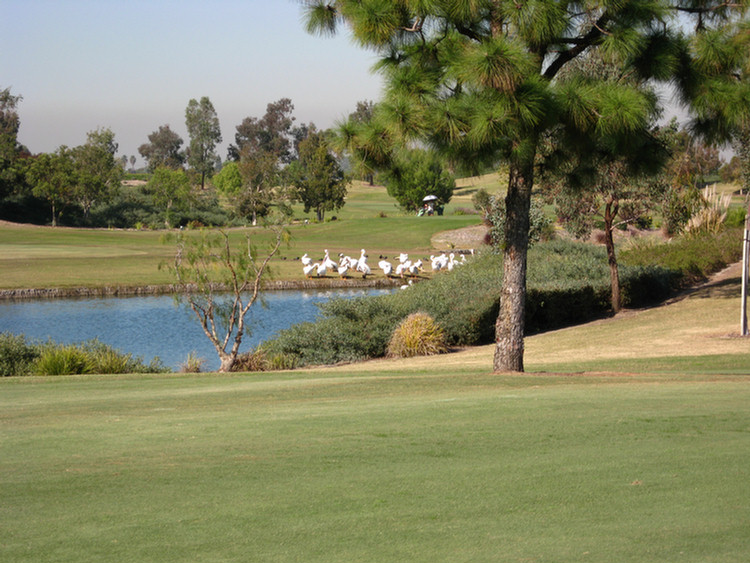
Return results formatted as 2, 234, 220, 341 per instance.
3, 0, 384, 165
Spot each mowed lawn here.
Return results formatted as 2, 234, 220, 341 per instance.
2, 371, 749, 563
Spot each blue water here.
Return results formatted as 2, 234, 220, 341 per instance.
0, 289, 390, 371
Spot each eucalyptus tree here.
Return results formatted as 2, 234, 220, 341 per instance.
301, 0, 748, 373
185, 96, 222, 189
288, 129, 349, 221
227, 98, 297, 162
138, 124, 185, 172
25, 147, 76, 226
227, 99, 301, 225
0, 87, 25, 199
72, 127, 124, 219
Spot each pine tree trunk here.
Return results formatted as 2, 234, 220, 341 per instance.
493, 162, 533, 373
603, 199, 621, 313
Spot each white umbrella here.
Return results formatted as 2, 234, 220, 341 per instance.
423, 195, 438, 202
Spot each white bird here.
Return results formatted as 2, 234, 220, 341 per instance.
301, 253, 312, 267
356, 248, 371, 277
337, 261, 350, 278
322, 249, 338, 271
378, 259, 393, 277
407, 259, 423, 277
316, 261, 328, 277
303, 262, 319, 278
400, 279, 414, 290
431, 252, 448, 272
398, 252, 409, 264
446, 253, 456, 271
395, 260, 411, 278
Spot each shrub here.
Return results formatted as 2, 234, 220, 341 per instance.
179, 351, 206, 373
33, 344, 91, 375
81, 340, 168, 374
0, 332, 39, 376
725, 206, 747, 228
386, 312, 448, 358
231, 348, 269, 372
621, 228, 743, 286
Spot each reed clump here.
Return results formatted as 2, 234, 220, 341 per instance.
386, 312, 448, 358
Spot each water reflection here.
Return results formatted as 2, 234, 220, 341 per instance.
0, 288, 391, 371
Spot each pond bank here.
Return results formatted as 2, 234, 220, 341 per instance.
0, 277, 404, 300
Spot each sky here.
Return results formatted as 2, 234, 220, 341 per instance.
2, 0, 384, 166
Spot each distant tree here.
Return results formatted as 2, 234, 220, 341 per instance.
144, 167, 193, 227
227, 98, 296, 162
381, 149, 454, 213
71, 127, 124, 218
0, 87, 25, 198
185, 97, 222, 189
289, 130, 348, 221
139, 125, 185, 172
720, 155, 743, 186
237, 147, 277, 226
25, 147, 76, 226
226, 99, 304, 225
212, 160, 251, 220
657, 120, 712, 236
129, 155, 136, 172
165, 219, 288, 372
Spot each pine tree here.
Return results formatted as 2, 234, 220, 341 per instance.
301, 0, 748, 372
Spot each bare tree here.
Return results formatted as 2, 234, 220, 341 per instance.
164, 216, 288, 372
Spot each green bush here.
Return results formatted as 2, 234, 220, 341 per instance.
725, 206, 747, 229
0, 332, 40, 376
621, 228, 743, 286
33, 344, 91, 375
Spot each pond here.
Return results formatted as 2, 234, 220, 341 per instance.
0, 288, 391, 372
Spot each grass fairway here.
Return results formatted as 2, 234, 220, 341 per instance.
2, 371, 749, 562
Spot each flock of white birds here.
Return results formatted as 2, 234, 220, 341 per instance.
300, 248, 471, 285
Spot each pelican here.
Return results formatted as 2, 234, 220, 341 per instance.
378, 259, 393, 277
303, 262, 319, 278
431, 252, 448, 272
337, 260, 350, 278
398, 252, 409, 264
407, 259, 423, 277
356, 249, 371, 278
301, 253, 312, 267
446, 253, 456, 271
322, 249, 338, 271
395, 260, 411, 278
316, 261, 328, 277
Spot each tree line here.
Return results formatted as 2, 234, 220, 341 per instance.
1, 90, 464, 229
